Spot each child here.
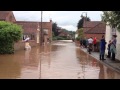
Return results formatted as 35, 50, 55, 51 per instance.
107, 40, 111, 58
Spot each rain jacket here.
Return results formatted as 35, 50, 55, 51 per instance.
110, 43, 116, 54
100, 39, 106, 51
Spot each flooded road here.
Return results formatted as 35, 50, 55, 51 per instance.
0, 40, 120, 79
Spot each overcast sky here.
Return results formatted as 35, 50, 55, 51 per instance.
13, 11, 103, 31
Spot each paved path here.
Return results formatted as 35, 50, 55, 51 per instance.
80, 47, 120, 74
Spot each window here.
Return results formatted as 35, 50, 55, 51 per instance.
31, 34, 35, 40
43, 29, 48, 35
22, 34, 35, 40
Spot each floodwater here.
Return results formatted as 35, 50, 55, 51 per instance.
0, 40, 120, 79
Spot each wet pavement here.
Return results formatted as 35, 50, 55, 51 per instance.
0, 40, 120, 79
81, 46, 120, 76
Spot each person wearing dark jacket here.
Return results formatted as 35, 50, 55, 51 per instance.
80, 38, 83, 48
100, 35, 106, 60
107, 40, 111, 58
110, 35, 117, 60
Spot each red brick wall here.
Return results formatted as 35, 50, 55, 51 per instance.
6, 12, 16, 23
39, 20, 52, 40
16, 20, 52, 45
14, 40, 36, 51
84, 34, 105, 41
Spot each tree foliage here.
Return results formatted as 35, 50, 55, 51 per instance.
52, 22, 59, 36
52, 22, 75, 40
77, 28, 84, 39
102, 11, 120, 32
68, 31, 75, 39
77, 16, 91, 29
0, 21, 22, 54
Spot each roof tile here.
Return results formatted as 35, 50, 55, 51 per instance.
85, 22, 106, 34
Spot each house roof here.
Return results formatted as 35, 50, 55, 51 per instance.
0, 11, 11, 20
83, 28, 92, 33
0, 11, 16, 22
58, 32, 68, 36
83, 21, 102, 28
85, 22, 106, 34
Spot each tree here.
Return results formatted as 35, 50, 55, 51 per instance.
77, 16, 91, 29
52, 31, 55, 37
102, 11, 116, 28
0, 21, 22, 54
102, 11, 120, 32
112, 11, 120, 31
77, 28, 84, 39
52, 22, 59, 36
68, 31, 75, 39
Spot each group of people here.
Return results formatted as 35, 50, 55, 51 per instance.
100, 35, 117, 61
79, 34, 117, 61
80, 37, 97, 54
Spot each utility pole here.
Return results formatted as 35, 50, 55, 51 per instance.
39, 11, 43, 79
40, 11, 43, 46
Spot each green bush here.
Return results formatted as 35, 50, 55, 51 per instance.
56, 36, 64, 40
0, 21, 22, 54
75, 36, 80, 41
52, 37, 57, 40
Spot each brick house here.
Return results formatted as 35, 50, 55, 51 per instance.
0, 11, 16, 23
58, 30, 68, 37
15, 21, 52, 43
58, 29, 71, 39
83, 21, 106, 41
0, 11, 52, 50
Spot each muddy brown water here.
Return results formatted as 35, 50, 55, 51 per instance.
0, 40, 120, 79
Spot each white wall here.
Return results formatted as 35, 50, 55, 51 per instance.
105, 25, 120, 61
115, 30, 120, 60
75, 34, 78, 38
105, 25, 112, 55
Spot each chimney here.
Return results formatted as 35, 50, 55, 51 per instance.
50, 19, 52, 23
83, 17, 86, 28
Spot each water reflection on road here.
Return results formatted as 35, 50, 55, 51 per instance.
0, 40, 120, 79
